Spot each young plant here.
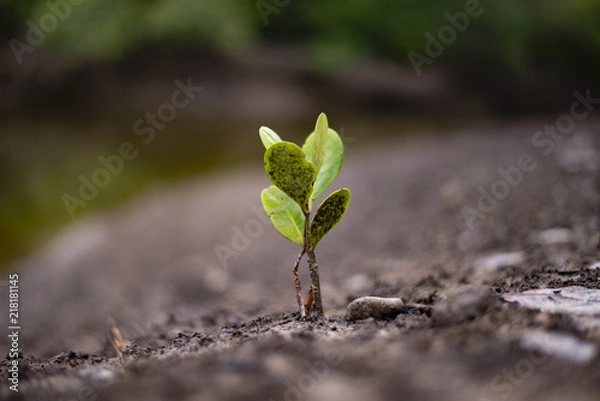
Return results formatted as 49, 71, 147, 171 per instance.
259, 113, 350, 317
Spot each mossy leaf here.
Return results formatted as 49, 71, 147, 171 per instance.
264, 142, 317, 212
311, 113, 329, 171
310, 188, 350, 248
261, 186, 305, 246
303, 127, 344, 203
259, 126, 282, 149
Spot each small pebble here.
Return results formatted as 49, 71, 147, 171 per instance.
345, 296, 404, 320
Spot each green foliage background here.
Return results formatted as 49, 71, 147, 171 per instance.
1, 0, 599, 73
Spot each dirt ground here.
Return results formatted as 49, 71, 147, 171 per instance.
1, 118, 600, 401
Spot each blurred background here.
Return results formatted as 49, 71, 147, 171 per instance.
1, 0, 600, 266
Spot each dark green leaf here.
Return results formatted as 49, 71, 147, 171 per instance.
264, 142, 317, 212
310, 188, 350, 247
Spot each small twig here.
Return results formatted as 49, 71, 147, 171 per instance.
305, 287, 314, 313
292, 249, 307, 318
107, 316, 130, 357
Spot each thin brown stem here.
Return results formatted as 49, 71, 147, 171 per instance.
303, 210, 324, 317
306, 249, 324, 316
292, 248, 306, 318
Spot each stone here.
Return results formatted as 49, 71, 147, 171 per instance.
345, 296, 404, 320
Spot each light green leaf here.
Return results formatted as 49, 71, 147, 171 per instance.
259, 126, 282, 149
302, 128, 344, 203
310, 188, 350, 248
261, 186, 305, 246
264, 142, 317, 212
311, 113, 329, 171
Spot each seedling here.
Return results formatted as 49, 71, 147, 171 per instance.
259, 113, 350, 317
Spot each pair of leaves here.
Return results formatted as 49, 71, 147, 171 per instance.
261, 186, 350, 248
260, 113, 345, 207
259, 113, 349, 248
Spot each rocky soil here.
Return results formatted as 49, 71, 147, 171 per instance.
1, 119, 600, 401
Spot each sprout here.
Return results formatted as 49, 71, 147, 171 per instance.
259, 113, 350, 317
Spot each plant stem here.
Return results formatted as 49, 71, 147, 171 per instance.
292, 248, 306, 318
306, 249, 324, 316
303, 212, 324, 316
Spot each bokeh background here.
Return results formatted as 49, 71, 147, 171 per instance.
2, 0, 600, 266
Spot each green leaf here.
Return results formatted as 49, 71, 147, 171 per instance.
311, 113, 329, 171
302, 128, 344, 203
261, 186, 305, 246
310, 188, 350, 248
259, 126, 282, 149
264, 142, 317, 212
